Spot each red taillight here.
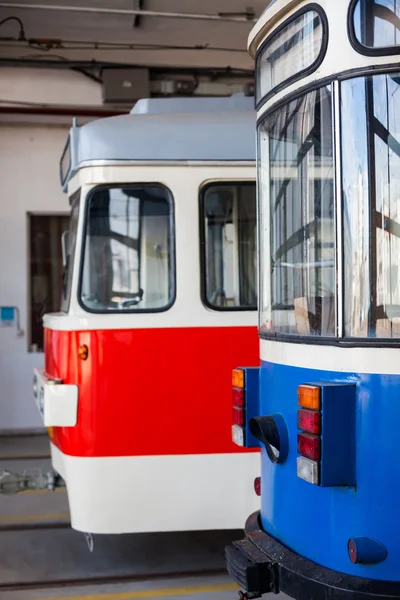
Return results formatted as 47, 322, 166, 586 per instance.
297, 409, 320, 435
298, 433, 320, 461
232, 406, 244, 427
254, 477, 261, 496
232, 387, 244, 407
348, 539, 357, 564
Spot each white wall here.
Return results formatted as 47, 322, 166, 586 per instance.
0, 68, 102, 107
0, 124, 70, 430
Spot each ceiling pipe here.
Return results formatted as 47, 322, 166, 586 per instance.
0, 105, 127, 116
0, 3, 257, 23
0, 58, 254, 77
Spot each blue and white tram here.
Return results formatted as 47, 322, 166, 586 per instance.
226, 1, 400, 598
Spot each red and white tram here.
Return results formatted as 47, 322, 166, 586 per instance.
33, 95, 260, 534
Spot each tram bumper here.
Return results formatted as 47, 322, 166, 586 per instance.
33, 368, 78, 427
226, 512, 400, 600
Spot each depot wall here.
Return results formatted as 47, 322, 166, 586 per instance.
0, 67, 102, 107
0, 68, 102, 430
0, 124, 71, 430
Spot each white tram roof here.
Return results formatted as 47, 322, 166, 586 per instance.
61, 94, 256, 191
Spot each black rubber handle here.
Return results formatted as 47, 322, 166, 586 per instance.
249, 416, 281, 463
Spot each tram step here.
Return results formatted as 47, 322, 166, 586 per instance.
225, 539, 277, 597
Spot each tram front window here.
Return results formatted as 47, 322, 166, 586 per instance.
258, 87, 335, 336
80, 185, 174, 312
342, 73, 400, 338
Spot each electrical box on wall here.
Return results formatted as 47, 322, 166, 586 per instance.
102, 68, 150, 104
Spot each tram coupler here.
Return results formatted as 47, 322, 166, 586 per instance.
0, 469, 65, 494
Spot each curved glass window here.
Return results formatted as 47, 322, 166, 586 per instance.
352, 0, 400, 50
61, 190, 80, 313
201, 182, 257, 310
258, 86, 335, 337
342, 73, 400, 338
80, 185, 174, 312
60, 136, 71, 186
256, 9, 325, 105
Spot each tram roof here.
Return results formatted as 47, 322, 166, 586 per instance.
61, 94, 256, 191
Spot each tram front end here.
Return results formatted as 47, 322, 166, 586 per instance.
226, 1, 400, 599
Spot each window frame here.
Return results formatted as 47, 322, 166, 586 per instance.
28, 211, 70, 352
77, 182, 176, 315
348, 0, 400, 57
199, 180, 257, 313
255, 3, 329, 111
60, 135, 71, 188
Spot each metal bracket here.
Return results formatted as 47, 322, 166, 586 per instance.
0, 469, 65, 494
133, 0, 143, 27
84, 532, 95, 553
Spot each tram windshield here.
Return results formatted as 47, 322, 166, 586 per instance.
80, 185, 173, 312
258, 86, 335, 336
258, 67, 400, 339
342, 72, 400, 338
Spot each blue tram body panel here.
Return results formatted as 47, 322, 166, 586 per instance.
258, 358, 400, 581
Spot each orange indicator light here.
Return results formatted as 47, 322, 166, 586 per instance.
78, 345, 89, 361
232, 369, 245, 389
298, 385, 321, 410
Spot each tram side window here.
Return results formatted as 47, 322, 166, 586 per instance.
202, 183, 257, 310
61, 190, 80, 313
256, 9, 324, 104
342, 73, 400, 338
258, 87, 335, 337
353, 0, 400, 49
80, 185, 174, 312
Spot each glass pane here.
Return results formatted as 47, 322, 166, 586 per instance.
60, 137, 71, 185
256, 10, 323, 103
342, 73, 400, 338
258, 86, 335, 337
353, 0, 400, 49
61, 191, 80, 313
203, 183, 257, 309
81, 185, 173, 312
29, 213, 69, 351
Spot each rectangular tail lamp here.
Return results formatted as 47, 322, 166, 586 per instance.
297, 382, 356, 487
231, 367, 260, 449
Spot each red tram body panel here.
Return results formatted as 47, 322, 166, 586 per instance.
45, 326, 258, 457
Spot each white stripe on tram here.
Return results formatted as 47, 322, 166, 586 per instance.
260, 338, 400, 375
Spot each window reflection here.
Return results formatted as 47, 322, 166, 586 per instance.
256, 10, 323, 103
81, 185, 173, 312
258, 86, 335, 336
342, 73, 400, 338
353, 0, 400, 49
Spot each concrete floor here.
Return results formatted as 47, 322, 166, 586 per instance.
1, 574, 240, 600
0, 435, 287, 600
